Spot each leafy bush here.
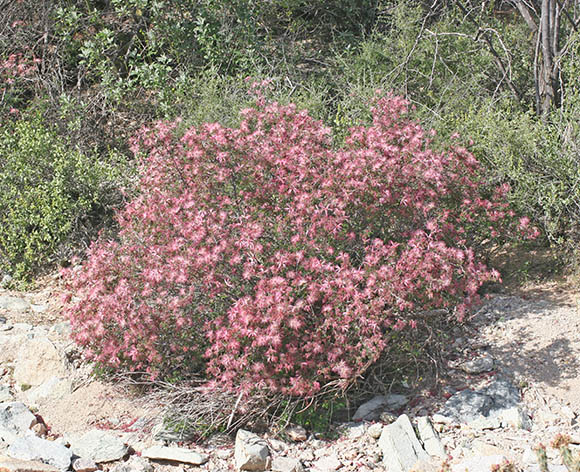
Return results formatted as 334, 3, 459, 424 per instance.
441, 100, 580, 245
64, 91, 535, 396
0, 115, 128, 280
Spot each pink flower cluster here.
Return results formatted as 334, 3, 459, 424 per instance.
1, 53, 39, 114
64, 93, 537, 396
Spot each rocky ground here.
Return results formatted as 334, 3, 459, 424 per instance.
1, 274, 580, 472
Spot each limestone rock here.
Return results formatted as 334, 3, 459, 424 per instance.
497, 406, 532, 430
234, 429, 270, 471
0, 297, 30, 312
416, 417, 445, 458
458, 355, 494, 374
0, 388, 12, 404
68, 430, 127, 463
285, 425, 307, 442
25, 378, 72, 405
410, 459, 441, 472
109, 456, 153, 472
13, 338, 68, 388
0, 403, 37, 444
0, 457, 59, 472
7, 437, 72, 471
450, 455, 507, 472
367, 423, 383, 439
0, 334, 27, 364
469, 440, 509, 458
71, 457, 98, 472
271, 456, 304, 472
353, 394, 408, 422
439, 380, 520, 423
378, 414, 429, 472
467, 416, 502, 430
311, 454, 342, 472
141, 445, 208, 465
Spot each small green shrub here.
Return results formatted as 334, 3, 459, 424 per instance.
0, 114, 129, 280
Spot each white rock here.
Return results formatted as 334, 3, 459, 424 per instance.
416, 417, 445, 458
451, 455, 507, 472
367, 423, 384, 439
431, 414, 454, 424
25, 377, 72, 405
467, 415, 502, 430
271, 456, 304, 472
497, 407, 532, 430
311, 454, 342, 472
109, 456, 154, 472
343, 423, 366, 439
0, 334, 27, 364
234, 429, 271, 471
13, 338, 68, 387
71, 457, 99, 472
0, 385, 13, 403
378, 414, 429, 472
141, 445, 208, 465
68, 430, 128, 463
353, 394, 408, 422
0, 296, 30, 312
7, 435, 73, 471
0, 402, 38, 444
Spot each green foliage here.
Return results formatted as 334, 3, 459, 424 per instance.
0, 115, 129, 280
441, 99, 580, 244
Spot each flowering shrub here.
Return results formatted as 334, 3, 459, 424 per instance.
64, 92, 537, 396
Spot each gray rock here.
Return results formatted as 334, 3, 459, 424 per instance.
0, 402, 37, 444
459, 355, 494, 374
271, 457, 304, 472
1, 274, 13, 287
234, 429, 271, 471
141, 445, 208, 465
439, 379, 521, 423
0, 385, 13, 403
7, 436, 72, 471
440, 390, 494, 423
68, 430, 128, 463
109, 456, 154, 472
0, 296, 29, 312
450, 455, 507, 472
481, 380, 521, 411
151, 422, 195, 442
378, 414, 429, 472
71, 457, 99, 472
13, 337, 69, 387
416, 417, 445, 458
353, 394, 408, 421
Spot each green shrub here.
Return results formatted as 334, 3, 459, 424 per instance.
441, 100, 580, 245
0, 114, 129, 280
